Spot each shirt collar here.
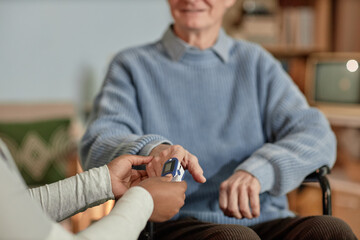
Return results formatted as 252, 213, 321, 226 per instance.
161, 26, 232, 63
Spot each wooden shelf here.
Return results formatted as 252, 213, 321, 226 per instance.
265, 46, 322, 58
329, 168, 360, 195
315, 104, 360, 128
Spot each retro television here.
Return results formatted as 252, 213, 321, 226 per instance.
306, 53, 360, 106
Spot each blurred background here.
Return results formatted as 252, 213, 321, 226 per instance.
0, 0, 359, 237
223, 1, 360, 237
0, 0, 171, 105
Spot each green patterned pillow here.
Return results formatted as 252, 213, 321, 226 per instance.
0, 118, 74, 186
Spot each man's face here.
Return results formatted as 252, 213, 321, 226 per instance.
168, 0, 235, 32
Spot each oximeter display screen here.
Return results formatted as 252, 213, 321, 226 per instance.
163, 161, 174, 173
161, 158, 184, 181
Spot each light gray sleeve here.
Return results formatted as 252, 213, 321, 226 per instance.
28, 165, 115, 222
0, 157, 153, 240
0, 142, 53, 240
1, 139, 154, 240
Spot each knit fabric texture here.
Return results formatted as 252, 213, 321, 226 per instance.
80, 27, 336, 226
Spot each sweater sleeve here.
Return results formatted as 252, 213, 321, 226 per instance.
28, 165, 115, 222
0, 155, 153, 240
235, 49, 336, 196
1, 139, 153, 240
75, 186, 153, 240
80, 55, 171, 170
44, 187, 153, 240
0, 140, 53, 240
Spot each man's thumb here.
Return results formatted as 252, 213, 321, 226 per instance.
161, 174, 173, 182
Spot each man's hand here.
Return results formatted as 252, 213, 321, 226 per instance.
138, 175, 187, 222
107, 154, 153, 200
148, 144, 206, 183
219, 170, 261, 219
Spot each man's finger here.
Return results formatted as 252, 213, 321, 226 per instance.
126, 155, 153, 166
219, 182, 228, 212
249, 185, 260, 218
161, 174, 173, 182
227, 185, 242, 219
238, 186, 252, 219
146, 162, 157, 177
186, 156, 206, 183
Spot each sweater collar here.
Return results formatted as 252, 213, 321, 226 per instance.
161, 26, 232, 63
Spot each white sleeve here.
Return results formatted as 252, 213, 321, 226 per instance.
0, 142, 53, 240
0, 139, 154, 240
77, 186, 153, 240
45, 187, 154, 240
28, 165, 115, 222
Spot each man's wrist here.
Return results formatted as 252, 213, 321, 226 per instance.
235, 156, 274, 193
140, 141, 172, 156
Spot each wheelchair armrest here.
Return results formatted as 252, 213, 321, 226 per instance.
303, 165, 331, 182
303, 165, 332, 216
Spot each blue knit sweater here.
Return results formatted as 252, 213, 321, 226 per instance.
80, 27, 336, 226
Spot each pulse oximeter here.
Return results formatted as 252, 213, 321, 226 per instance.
161, 158, 185, 182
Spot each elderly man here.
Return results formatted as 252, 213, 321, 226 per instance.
81, 0, 356, 239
